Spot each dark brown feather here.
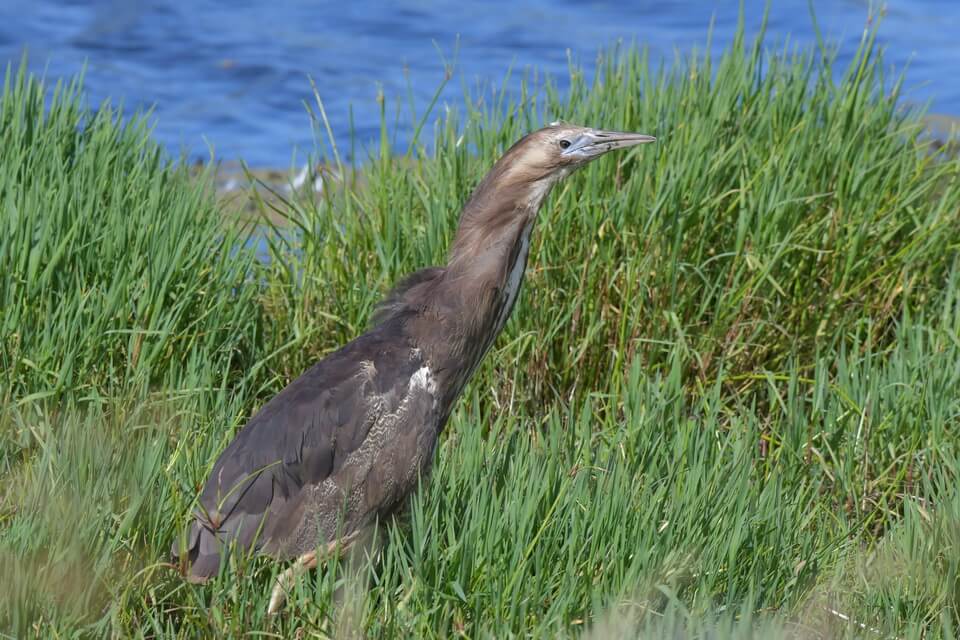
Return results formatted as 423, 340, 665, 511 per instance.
369, 266, 445, 328
173, 317, 433, 579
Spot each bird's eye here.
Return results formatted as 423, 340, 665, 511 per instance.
559, 139, 571, 149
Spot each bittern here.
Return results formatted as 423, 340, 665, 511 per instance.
173, 123, 655, 612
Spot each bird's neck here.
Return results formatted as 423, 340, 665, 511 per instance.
446, 167, 560, 334
447, 211, 536, 351
415, 170, 561, 399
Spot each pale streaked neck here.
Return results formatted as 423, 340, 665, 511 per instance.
408, 172, 561, 403
443, 174, 560, 356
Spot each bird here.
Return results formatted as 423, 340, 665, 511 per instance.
172, 123, 656, 612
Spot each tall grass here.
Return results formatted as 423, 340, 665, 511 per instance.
0, 62, 264, 404
2, 16, 960, 639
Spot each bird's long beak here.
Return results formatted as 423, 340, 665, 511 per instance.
562, 129, 657, 159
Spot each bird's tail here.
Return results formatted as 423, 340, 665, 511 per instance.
171, 518, 223, 583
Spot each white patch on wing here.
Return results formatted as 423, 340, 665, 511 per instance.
407, 365, 437, 408
409, 365, 437, 398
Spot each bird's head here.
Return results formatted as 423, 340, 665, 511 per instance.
505, 122, 656, 181
449, 121, 656, 265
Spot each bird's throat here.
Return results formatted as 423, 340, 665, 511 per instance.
490, 219, 533, 338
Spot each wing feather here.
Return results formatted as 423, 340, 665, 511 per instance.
174, 321, 425, 579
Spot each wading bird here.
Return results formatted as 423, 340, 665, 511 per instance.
173, 123, 655, 612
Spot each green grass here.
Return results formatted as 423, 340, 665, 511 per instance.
3, 15, 960, 638
0, 62, 265, 403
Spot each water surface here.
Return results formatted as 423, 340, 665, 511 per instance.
1, 1, 956, 166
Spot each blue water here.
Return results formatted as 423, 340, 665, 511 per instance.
1, 1, 957, 167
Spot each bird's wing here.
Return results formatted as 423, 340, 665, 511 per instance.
176, 326, 428, 578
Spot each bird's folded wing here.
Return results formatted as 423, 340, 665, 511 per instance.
180, 328, 425, 563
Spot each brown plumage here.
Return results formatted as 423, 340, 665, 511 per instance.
172, 123, 655, 612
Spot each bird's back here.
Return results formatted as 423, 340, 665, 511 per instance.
174, 317, 441, 580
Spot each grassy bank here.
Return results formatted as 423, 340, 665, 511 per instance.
2, 17, 960, 638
